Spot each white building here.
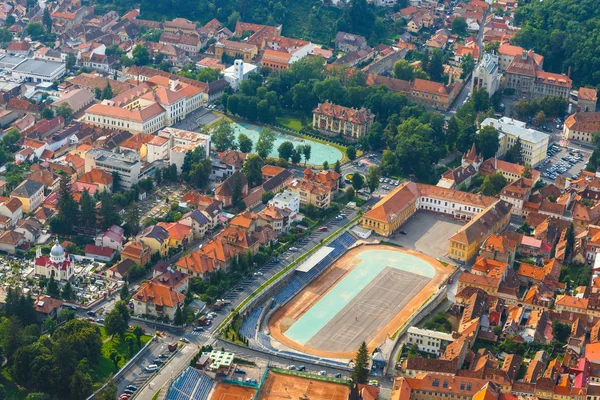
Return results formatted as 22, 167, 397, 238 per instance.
11, 58, 66, 83
84, 102, 166, 134
480, 117, 550, 167
146, 135, 170, 163
269, 191, 300, 215
407, 326, 455, 355
223, 59, 258, 91
471, 52, 499, 97
85, 149, 142, 190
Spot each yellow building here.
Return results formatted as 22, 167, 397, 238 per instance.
361, 182, 497, 237
138, 225, 170, 257
448, 200, 513, 263
157, 222, 193, 249
214, 40, 258, 63
286, 178, 332, 209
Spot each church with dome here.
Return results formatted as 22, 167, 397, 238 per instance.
35, 239, 74, 281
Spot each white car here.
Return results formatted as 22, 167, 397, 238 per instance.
145, 364, 159, 372
318, 371, 327, 376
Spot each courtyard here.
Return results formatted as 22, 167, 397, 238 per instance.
386, 211, 465, 261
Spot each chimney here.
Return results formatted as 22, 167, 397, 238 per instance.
521, 49, 527, 60
567, 66, 571, 79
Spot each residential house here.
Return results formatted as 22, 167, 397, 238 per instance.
0, 198, 23, 228
84, 244, 117, 262
10, 179, 44, 213
157, 222, 193, 250
0, 230, 24, 254
179, 210, 211, 240
121, 240, 152, 266
106, 258, 137, 280
132, 281, 185, 321
214, 171, 248, 207
95, 225, 125, 251
335, 32, 368, 53
138, 225, 170, 258
312, 101, 374, 140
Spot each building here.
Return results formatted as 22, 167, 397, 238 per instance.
286, 178, 331, 209
95, 225, 125, 251
84, 149, 141, 190
84, 103, 166, 134
407, 326, 455, 356
562, 112, 600, 143
50, 88, 95, 114
478, 158, 541, 185
268, 191, 300, 215
78, 168, 114, 193
11, 58, 66, 83
312, 101, 374, 139
223, 60, 257, 90
10, 179, 44, 213
410, 78, 463, 111
361, 181, 497, 237
498, 43, 543, 72
158, 127, 211, 173
471, 52, 499, 96
502, 50, 572, 101
214, 40, 258, 63
335, 32, 368, 53
578, 87, 597, 112
138, 225, 170, 257
121, 240, 152, 266
132, 281, 185, 321
480, 117, 549, 166
449, 200, 512, 263
499, 177, 532, 216
34, 240, 74, 281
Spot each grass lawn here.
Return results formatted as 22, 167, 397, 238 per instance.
92, 327, 151, 387
276, 114, 304, 132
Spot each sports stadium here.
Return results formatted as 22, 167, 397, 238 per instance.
238, 228, 453, 363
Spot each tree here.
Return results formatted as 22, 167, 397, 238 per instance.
483, 41, 500, 53
290, 149, 302, 164
552, 320, 571, 343
238, 133, 253, 153
242, 154, 264, 187
255, 128, 275, 158
534, 111, 546, 127
96, 380, 117, 400
101, 82, 114, 100
393, 60, 414, 81
460, 53, 475, 78
262, 191, 274, 204
476, 126, 500, 159
278, 141, 294, 161
451, 17, 467, 36
480, 172, 508, 196
334, 160, 341, 174
323, 161, 329, 170
25, 22, 44, 40
55, 103, 73, 122
42, 7, 52, 33
109, 351, 121, 371
351, 341, 370, 384
5, 15, 15, 28
231, 173, 245, 211
346, 146, 357, 161
105, 308, 127, 338
472, 88, 491, 112
429, 49, 444, 82
124, 203, 140, 236
505, 138, 524, 164
41, 107, 54, 120
367, 166, 381, 193
61, 282, 74, 300
99, 192, 121, 230
522, 163, 532, 179
131, 44, 150, 66
302, 144, 312, 165
565, 222, 575, 261
133, 326, 144, 347
174, 304, 184, 326
56, 175, 78, 233
211, 120, 236, 152
351, 173, 364, 191
79, 189, 96, 230
43, 318, 57, 335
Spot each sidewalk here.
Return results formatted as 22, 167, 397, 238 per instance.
135, 344, 199, 399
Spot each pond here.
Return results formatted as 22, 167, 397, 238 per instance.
232, 122, 343, 166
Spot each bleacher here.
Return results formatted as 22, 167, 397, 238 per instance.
273, 276, 304, 304
337, 232, 357, 248
166, 367, 214, 400
240, 307, 262, 339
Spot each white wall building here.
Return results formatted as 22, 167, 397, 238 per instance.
11, 58, 66, 83
471, 52, 499, 97
223, 60, 258, 91
407, 326, 455, 355
85, 149, 142, 190
480, 117, 550, 166
269, 191, 300, 215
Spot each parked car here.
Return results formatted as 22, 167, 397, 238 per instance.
179, 337, 190, 343
289, 247, 298, 252
318, 226, 329, 231
334, 373, 342, 378
235, 368, 246, 374
145, 364, 159, 372
319, 371, 327, 376
288, 365, 297, 370
298, 365, 306, 371
152, 359, 164, 365
253, 272, 264, 276
126, 385, 138, 391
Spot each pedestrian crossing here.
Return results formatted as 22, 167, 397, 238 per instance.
190, 330, 212, 339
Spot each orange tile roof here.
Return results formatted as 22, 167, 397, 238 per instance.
262, 164, 285, 177
121, 133, 153, 151
555, 294, 588, 310
86, 103, 165, 122
458, 271, 499, 288
229, 211, 257, 229
579, 87, 598, 101
517, 262, 545, 281
134, 281, 185, 308
472, 257, 508, 279
412, 78, 449, 95
157, 222, 192, 240
176, 251, 217, 275
313, 101, 374, 125
78, 168, 113, 186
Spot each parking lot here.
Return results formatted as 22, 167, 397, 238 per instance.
387, 211, 464, 261
537, 143, 590, 184
220, 206, 359, 303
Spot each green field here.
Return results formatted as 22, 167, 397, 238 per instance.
92, 327, 152, 387
276, 114, 304, 132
